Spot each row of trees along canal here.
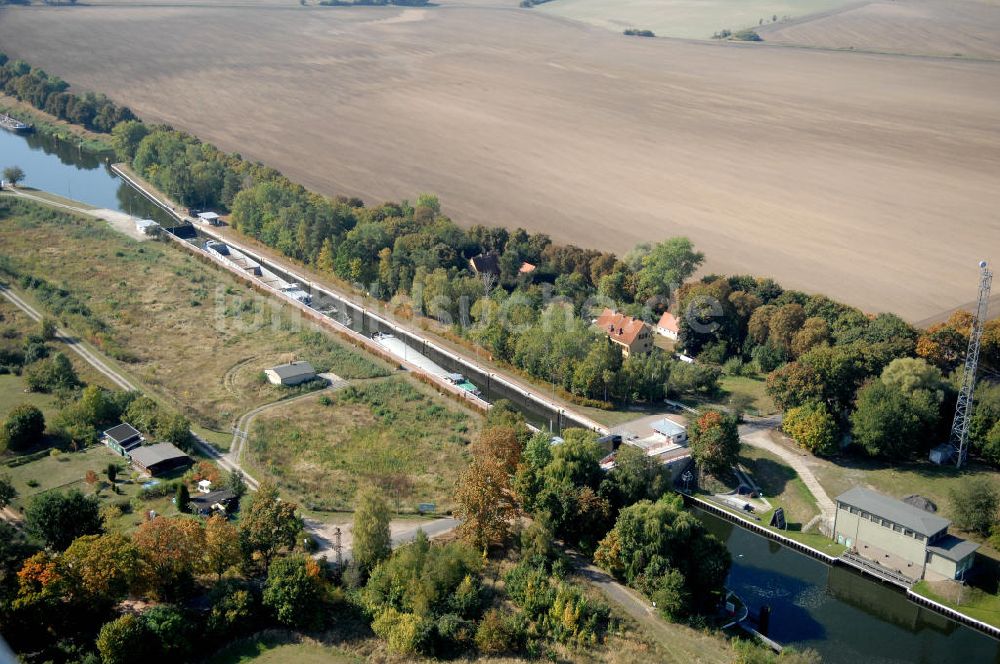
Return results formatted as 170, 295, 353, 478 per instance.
3, 51, 1000, 662
5, 52, 1000, 468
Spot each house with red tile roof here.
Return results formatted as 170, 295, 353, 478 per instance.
657, 311, 680, 340
595, 308, 653, 357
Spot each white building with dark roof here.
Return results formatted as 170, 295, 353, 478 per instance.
833, 487, 978, 582
102, 423, 144, 457
264, 360, 316, 386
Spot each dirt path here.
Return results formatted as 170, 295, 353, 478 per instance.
569, 551, 730, 662
226, 372, 349, 469
0, 281, 463, 556
740, 416, 837, 527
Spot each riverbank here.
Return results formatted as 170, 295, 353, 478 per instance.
687, 493, 1000, 642
0, 92, 111, 153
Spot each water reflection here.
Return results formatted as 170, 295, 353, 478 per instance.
1, 129, 173, 225
22, 130, 108, 170
696, 508, 1000, 663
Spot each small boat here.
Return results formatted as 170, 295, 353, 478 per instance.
0, 113, 34, 134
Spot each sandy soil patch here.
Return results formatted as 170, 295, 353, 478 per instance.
1, 2, 997, 321
90, 208, 149, 241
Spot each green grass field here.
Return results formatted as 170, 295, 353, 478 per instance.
209, 635, 362, 664
0, 200, 391, 433
913, 580, 1000, 629
247, 377, 478, 513
702, 446, 846, 557
3, 443, 184, 531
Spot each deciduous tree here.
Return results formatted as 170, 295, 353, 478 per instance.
782, 403, 838, 455
688, 410, 741, 477
239, 482, 301, 575
594, 495, 730, 617
96, 614, 150, 664
635, 238, 704, 303
203, 514, 241, 580
949, 478, 998, 536
456, 456, 518, 551
0, 403, 45, 452
262, 554, 327, 629
24, 489, 102, 550
353, 485, 391, 577
0, 475, 16, 509
850, 380, 939, 458
2, 166, 25, 186
132, 516, 204, 598
60, 533, 141, 602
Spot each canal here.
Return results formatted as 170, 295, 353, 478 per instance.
0, 129, 174, 225
3, 127, 999, 661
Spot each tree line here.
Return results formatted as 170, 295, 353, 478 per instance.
4, 54, 998, 464
0, 55, 135, 133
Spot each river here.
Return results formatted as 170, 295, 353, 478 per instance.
2, 126, 999, 661
0, 129, 173, 224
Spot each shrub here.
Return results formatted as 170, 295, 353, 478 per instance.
732, 29, 763, 41
0, 403, 45, 452
949, 477, 999, 536
782, 402, 838, 455
372, 608, 428, 655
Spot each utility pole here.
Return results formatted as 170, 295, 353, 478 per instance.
334, 527, 343, 569
953, 261, 993, 468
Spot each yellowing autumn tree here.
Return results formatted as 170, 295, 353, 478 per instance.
60, 533, 142, 602
455, 451, 519, 551
203, 514, 241, 580
133, 516, 204, 599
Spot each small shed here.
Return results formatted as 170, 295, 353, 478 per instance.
264, 360, 316, 386
103, 423, 144, 457
651, 418, 688, 445
929, 443, 954, 465
197, 479, 213, 494
197, 211, 221, 226
191, 489, 239, 517
130, 443, 194, 477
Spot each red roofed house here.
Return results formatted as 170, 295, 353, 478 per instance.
657, 311, 680, 340
596, 308, 653, 357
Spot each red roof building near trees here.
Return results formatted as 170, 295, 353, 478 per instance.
657, 311, 680, 340
596, 308, 653, 356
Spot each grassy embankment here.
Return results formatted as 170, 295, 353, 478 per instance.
0, 199, 392, 450
699, 444, 845, 557
913, 579, 1000, 629
0, 92, 112, 153
247, 378, 478, 513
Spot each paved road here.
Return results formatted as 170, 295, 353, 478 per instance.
740, 415, 836, 528
305, 516, 460, 563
